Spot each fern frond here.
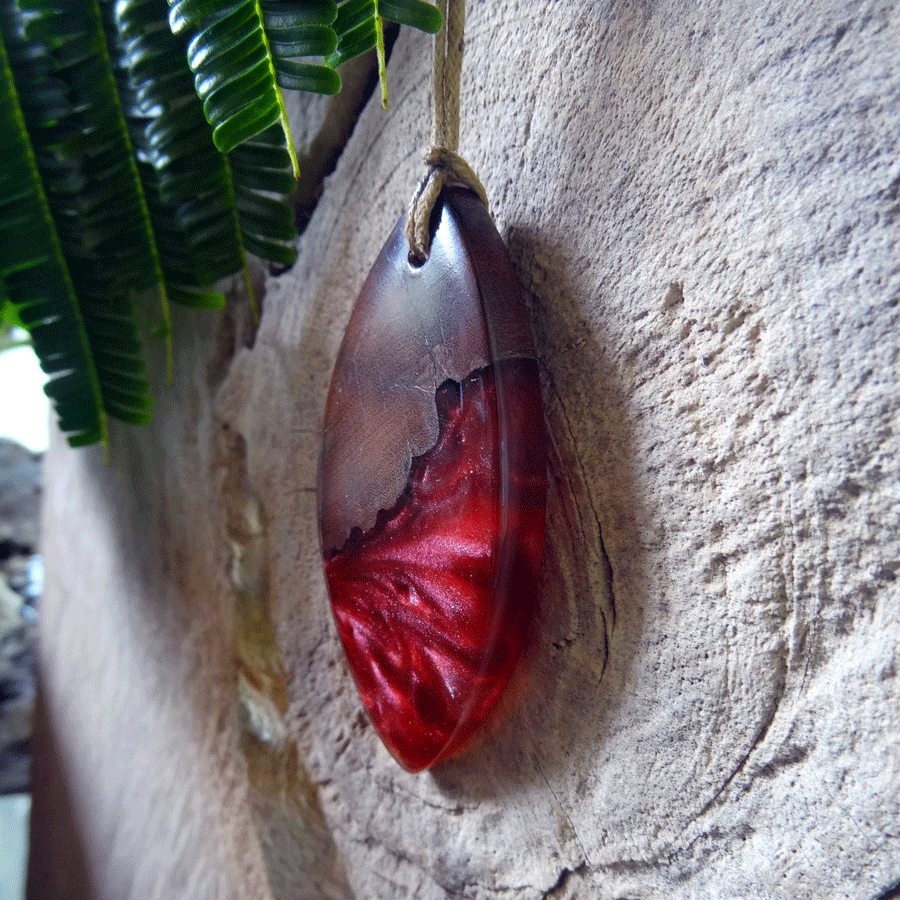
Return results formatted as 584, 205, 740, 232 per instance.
110, 1, 302, 284
227, 122, 298, 267
5, 0, 176, 400
103, 0, 242, 309
169, 0, 337, 175
0, 0, 446, 449
260, 1, 338, 94
0, 30, 108, 448
327, 0, 441, 104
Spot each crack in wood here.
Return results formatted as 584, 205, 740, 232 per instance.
540, 864, 588, 899
695, 660, 788, 821
543, 368, 616, 677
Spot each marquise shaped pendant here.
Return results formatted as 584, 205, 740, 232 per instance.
318, 186, 547, 772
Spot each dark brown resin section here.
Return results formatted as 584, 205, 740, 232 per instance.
319, 186, 536, 553
318, 187, 547, 771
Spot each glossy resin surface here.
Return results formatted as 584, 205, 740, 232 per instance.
319, 187, 547, 771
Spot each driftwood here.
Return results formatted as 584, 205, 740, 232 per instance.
31, 2, 900, 897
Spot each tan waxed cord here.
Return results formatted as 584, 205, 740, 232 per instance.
404, 0, 488, 265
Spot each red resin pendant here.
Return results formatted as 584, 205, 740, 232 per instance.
318, 186, 547, 772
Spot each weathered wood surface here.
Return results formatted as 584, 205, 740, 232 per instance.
33, 1, 899, 898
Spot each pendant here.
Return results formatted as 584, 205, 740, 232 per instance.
318, 186, 547, 772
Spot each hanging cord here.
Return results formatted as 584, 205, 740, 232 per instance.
404, 0, 488, 265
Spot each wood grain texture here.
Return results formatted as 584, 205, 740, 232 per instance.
35, 1, 900, 898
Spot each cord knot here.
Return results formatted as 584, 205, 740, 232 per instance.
405, 147, 488, 265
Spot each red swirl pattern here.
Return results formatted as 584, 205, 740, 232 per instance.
324, 359, 546, 771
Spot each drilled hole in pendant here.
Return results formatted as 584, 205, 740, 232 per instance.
407, 196, 445, 268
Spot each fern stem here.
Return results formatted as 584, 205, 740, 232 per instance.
0, 30, 109, 455
90, 0, 174, 382
374, 12, 388, 108
253, 0, 300, 178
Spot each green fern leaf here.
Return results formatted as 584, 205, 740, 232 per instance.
227, 123, 298, 267
172, 0, 314, 171
326, 0, 440, 105
0, 31, 108, 449
2, 0, 168, 432
1, 0, 444, 450
267, 23, 335, 56
5, 0, 176, 400
103, 0, 240, 308
377, 0, 441, 31
112, 0, 300, 290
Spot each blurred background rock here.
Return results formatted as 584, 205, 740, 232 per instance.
0, 438, 42, 900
